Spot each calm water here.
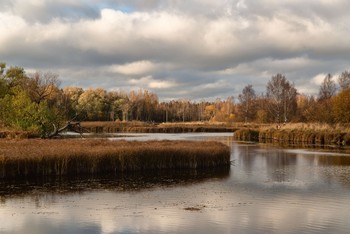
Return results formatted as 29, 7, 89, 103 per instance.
1, 133, 350, 234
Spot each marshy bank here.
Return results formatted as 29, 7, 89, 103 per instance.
234, 126, 350, 148
0, 139, 230, 179
80, 121, 243, 134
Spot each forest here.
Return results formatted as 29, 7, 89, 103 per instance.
1, 62, 350, 137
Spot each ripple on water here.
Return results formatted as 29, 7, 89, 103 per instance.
2, 134, 350, 234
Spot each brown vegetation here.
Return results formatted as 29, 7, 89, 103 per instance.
0, 139, 230, 179
80, 121, 266, 134
234, 123, 350, 148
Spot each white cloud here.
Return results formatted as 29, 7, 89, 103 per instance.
110, 61, 156, 75
1, 0, 350, 100
129, 76, 178, 89
311, 73, 338, 86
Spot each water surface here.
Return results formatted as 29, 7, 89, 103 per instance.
1, 133, 350, 233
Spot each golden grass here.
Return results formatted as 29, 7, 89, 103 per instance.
0, 139, 230, 179
259, 122, 350, 132
0, 130, 38, 139
80, 121, 247, 133
235, 124, 350, 147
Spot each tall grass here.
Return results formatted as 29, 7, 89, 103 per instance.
234, 123, 350, 148
0, 139, 230, 179
80, 121, 246, 133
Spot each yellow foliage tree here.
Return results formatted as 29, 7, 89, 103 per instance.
332, 88, 350, 123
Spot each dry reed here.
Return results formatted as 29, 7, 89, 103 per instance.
81, 121, 241, 133
0, 139, 230, 179
235, 124, 350, 148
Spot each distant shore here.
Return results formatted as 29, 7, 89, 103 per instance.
0, 121, 255, 139
234, 123, 350, 148
80, 121, 240, 134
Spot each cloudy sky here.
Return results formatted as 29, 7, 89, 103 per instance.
1, 0, 350, 101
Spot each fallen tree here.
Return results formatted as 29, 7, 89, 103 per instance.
47, 121, 84, 138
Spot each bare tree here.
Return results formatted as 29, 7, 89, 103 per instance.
338, 70, 350, 91
238, 84, 256, 122
318, 74, 336, 101
27, 72, 60, 104
266, 74, 297, 123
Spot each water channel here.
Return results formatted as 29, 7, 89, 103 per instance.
1, 133, 350, 233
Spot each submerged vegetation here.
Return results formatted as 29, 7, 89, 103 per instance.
0, 139, 230, 179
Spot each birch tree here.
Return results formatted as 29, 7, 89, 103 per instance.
266, 74, 297, 123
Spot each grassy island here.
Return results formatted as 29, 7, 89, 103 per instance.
0, 139, 230, 179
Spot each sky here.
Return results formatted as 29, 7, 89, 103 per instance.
1, 0, 350, 101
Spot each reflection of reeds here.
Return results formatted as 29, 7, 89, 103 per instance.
0, 167, 231, 197
0, 139, 230, 179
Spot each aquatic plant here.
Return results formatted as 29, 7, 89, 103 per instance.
0, 139, 230, 179
80, 121, 237, 134
235, 126, 350, 148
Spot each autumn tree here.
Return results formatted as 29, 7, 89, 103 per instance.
77, 88, 108, 121
266, 74, 297, 123
295, 94, 317, 122
106, 91, 124, 121
62, 86, 84, 118
0, 65, 65, 136
332, 88, 350, 123
26, 72, 60, 104
238, 84, 256, 122
254, 95, 269, 123
316, 74, 337, 123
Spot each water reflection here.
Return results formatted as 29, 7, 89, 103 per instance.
0, 168, 230, 199
2, 134, 350, 234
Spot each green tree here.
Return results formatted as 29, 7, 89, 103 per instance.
77, 88, 108, 120
4, 66, 28, 90
0, 90, 54, 134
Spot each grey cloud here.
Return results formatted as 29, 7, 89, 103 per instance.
2, 0, 99, 23
1, 0, 350, 100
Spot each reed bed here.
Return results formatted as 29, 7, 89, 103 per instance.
81, 121, 245, 134
234, 126, 350, 148
0, 130, 38, 139
0, 139, 230, 179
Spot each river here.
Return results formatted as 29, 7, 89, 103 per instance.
1, 133, 350, 233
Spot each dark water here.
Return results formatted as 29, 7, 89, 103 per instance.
1, 133, 350, 234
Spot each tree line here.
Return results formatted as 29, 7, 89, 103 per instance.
1, 62, 350, 136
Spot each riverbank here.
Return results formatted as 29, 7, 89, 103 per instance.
234, 124, 350, 148
80, 121, 259, 134
0, 139, 230, 179
0, 121, 262, 139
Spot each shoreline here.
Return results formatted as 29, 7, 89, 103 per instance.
234, 128, 350, 149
